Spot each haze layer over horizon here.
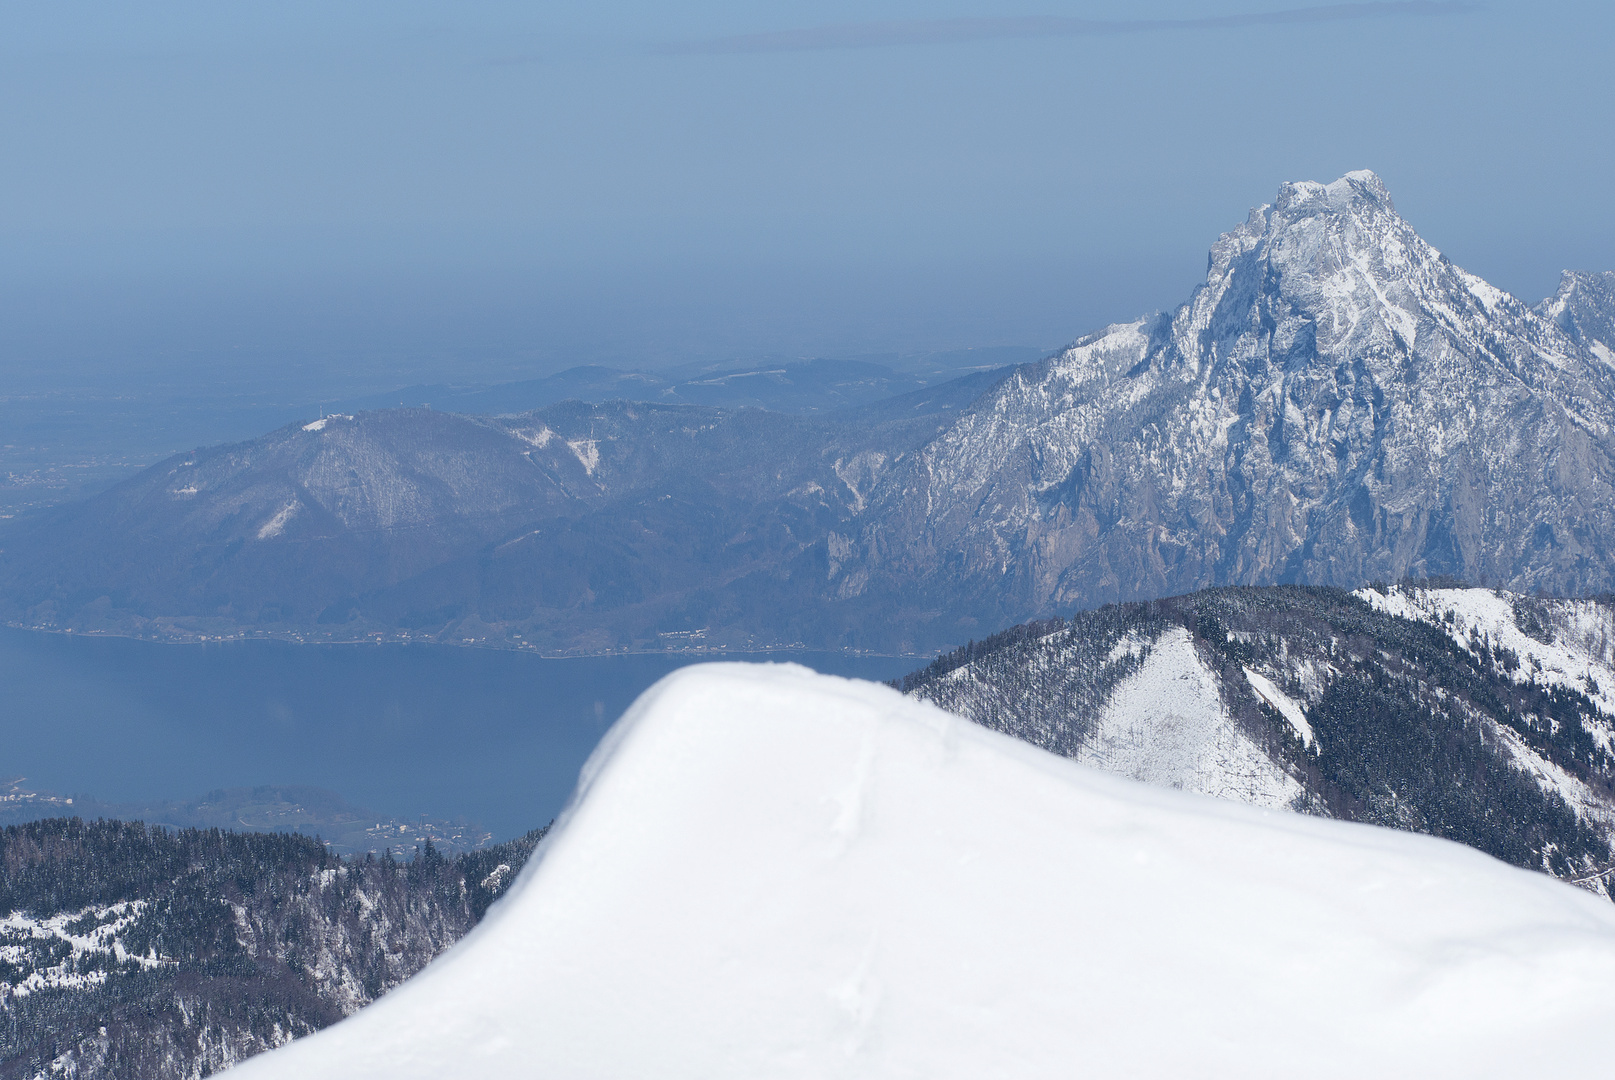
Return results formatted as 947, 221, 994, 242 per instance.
2, 1, 1609, 392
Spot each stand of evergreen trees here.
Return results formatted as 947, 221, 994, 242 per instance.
1, 818, 548, 1079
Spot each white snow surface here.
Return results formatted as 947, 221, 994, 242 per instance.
1243, 664, 1315, 748
230, 663, 1615, 1079
1078, 627, 1303, 808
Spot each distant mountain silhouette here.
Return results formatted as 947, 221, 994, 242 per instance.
4, 174, 1613, 653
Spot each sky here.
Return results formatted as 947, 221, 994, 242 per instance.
2, 0, 1611, 392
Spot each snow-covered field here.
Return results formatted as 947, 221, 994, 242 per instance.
230, 663, 1615, 1079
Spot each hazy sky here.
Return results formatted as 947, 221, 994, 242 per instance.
2, 1, 1611, 389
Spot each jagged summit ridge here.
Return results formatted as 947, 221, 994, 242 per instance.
1194, 167, 1509, 370
1166, 168, 1586, 402
1276, 168, 1391, 208
860, 172, 1615, 619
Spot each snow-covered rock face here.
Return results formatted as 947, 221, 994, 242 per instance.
862, 171, 1615, 615
229, 663, 1615, 1079
1540, 268, 1615, 365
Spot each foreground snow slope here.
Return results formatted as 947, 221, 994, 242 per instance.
231, 663, 1615, 1079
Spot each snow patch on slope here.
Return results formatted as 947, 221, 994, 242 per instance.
1082, 628, 1302, 808
566, 438, 599, 475
1243, 666, 1314, 748
232, 663, 1615, 1079
511, 425, 556, 449
256, 501, 300, 540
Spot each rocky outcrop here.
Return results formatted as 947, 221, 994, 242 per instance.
1540, 268, 1615, 363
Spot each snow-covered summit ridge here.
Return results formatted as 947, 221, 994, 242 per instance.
1274, 168, 1391, 212
231, 663, 1615, 1079
1184, 168, 1584, 398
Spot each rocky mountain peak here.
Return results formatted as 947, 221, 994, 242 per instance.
860, 171, 1615, 625
1208, 170, 1404, 271
3, 173, 1610, 656
1194, 170, 1489, 372
1274, 168, 1394, 214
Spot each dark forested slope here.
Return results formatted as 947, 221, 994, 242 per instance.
0, 819, 547, 1079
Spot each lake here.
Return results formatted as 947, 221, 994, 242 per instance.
0, 629, 922, 840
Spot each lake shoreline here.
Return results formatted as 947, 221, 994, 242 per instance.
0, 627, 921, 842
2, 619, 932, 661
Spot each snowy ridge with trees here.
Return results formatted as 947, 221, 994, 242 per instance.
900, 584, 1615, 893
0, 901, 166, 1000
1356, 585, 1615, 730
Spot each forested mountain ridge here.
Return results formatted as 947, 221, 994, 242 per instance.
0, 819, 547, 1079
899, 583, 1615, 894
